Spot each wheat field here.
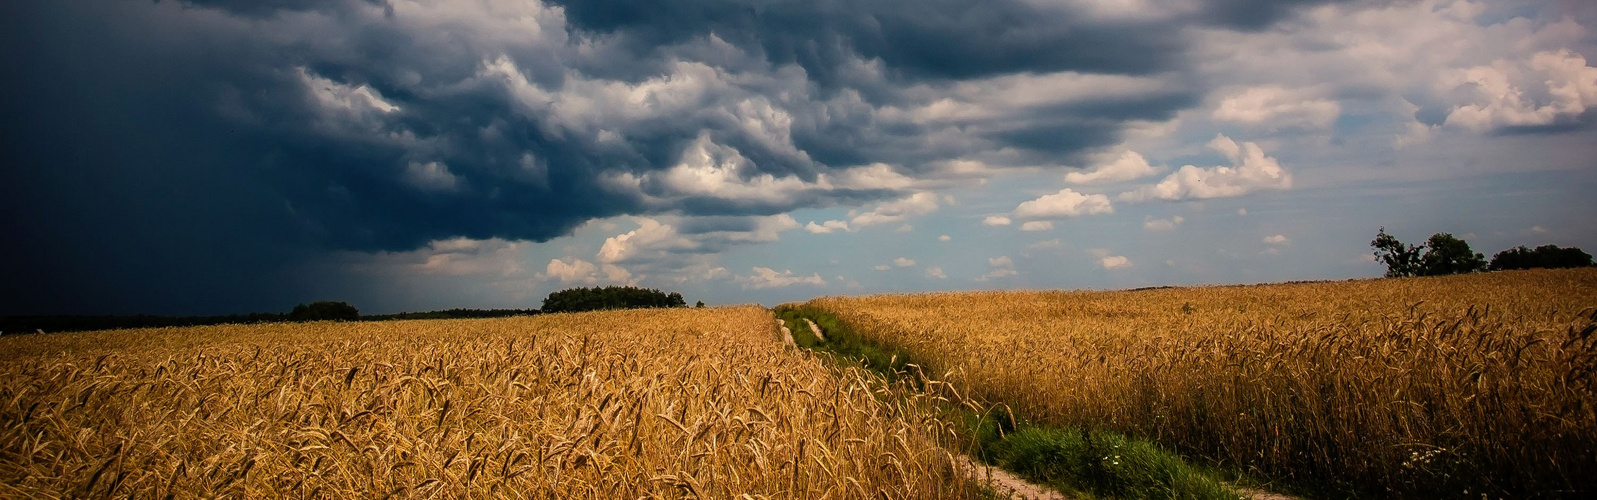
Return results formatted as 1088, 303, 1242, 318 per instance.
806, 269, 1597, 497
0, 306, 970, 498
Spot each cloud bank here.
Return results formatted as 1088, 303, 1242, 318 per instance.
2, 0, 1593, 314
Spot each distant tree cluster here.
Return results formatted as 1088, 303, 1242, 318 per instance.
540, 286, 687, 313
1372, 228, 1591, 278
288, 301, 360, 322
1488, 245, 1594, 271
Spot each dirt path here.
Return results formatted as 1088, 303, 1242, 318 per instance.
955, 454, 1068, 499
802, 318, 827, 342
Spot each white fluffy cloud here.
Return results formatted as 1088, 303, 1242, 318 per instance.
983, 215, 1013, 226
599, 215, 797, 265
850, 192, 940, 228
976, 256, 1018, 281
1088, 248, 1132, 270
580, 214, 801, 285
1264, 234, 1290, 245
603, 132, 813, 207
1212, 85, 1341, 129
1144, 215, 1185, 231
592, 126, 925, 212
1020, 221, 1054, 231
739, 267, 826, 289
541, 257, 635, 285
925, 266, 947, 279
1440, 49, 1597, 131
1100, 255, 1132, 269
893, 257, 916, 267
1119, 134, 1291, 201
939, 234, 952, 241
1015, 188, 1114, 218
544, 258, 597, 283
805, 219, 851, 234
598, 218, 691, 264
1064, 151, 1158, 184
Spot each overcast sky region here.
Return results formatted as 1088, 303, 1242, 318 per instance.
3, 0, 1596, 315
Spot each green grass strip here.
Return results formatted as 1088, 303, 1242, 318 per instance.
776, 305, 916, 379
970, 417, 1238, 500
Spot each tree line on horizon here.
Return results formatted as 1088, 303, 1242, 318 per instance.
1371, 227, 1592, 278
2, 285, 702, 335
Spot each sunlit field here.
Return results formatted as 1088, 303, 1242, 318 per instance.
804, 269, 1597, 497
0, 307, 970, 498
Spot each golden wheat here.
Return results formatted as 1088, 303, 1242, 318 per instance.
0, 306, 971, 498
807, 268, 1597, 496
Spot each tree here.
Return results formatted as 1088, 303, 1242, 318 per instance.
1371, 228, 1484, 278
1419, 233, 1486, 276
695, 300, 706, 308
289, 301, 360, 321
1489, 245, 1595, 271
1371, 227, 1424, 278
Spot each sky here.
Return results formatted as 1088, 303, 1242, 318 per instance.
3, 0, 1596, 315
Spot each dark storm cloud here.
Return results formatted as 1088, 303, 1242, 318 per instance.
1198, 0, 1351, 29
552, 0, 1355, 81
176, 0, 386, 17
0, 0, 1336, 314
